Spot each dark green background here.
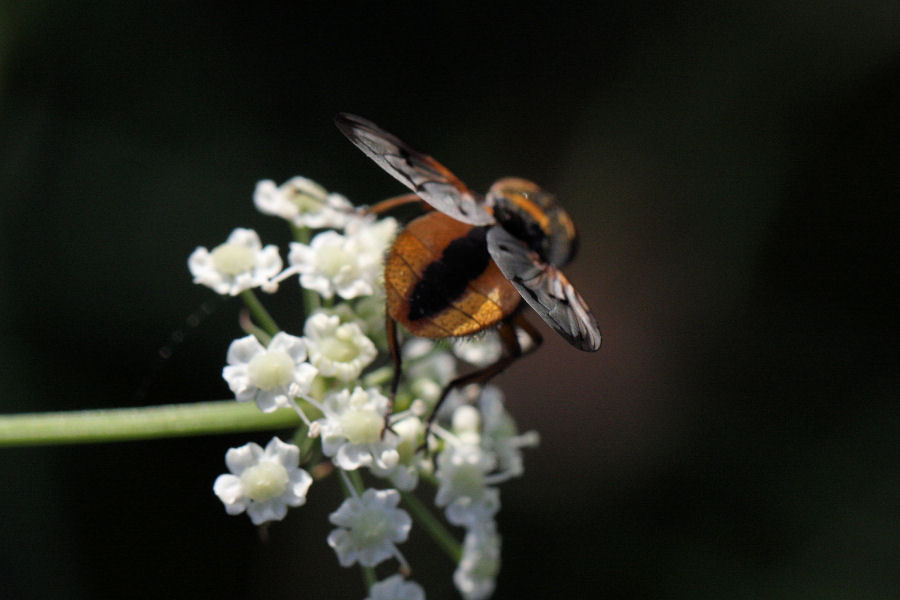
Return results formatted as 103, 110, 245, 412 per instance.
1, 2, 897, 598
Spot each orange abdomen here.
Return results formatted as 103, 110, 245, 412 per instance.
384, 212, 520, 338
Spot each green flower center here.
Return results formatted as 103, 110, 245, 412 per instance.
211, 243, 256, 275
316, 247, 353, 277
240, 461, 288, 502
351, 508, 390, 547
451, 463, 485, 497
320, 336, 359, 363
291, 191, 325, 213
339, 409, 383, 444
248, 349, 294, 390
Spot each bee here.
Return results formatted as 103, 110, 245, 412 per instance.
335, 113, 601, 420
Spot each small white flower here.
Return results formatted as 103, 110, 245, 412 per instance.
283, 215, 396, 300
344, 214, 398, 256
478, 386, 539, 479
434, 444, 501, 527
304, 312, 377, 382
403, 339, 457, 405
213, 437, 312, 525
451, 404, 483, 447
453, 521, 502, 600
222, 332, 318, 413
365, 574, 425, 600
327, 488, 412, 568
316, 387, 399, 471
188, 228, 282, 296
253, 176, 354, 229
369, 415, 428, 491
286, 230, 373, 300
452, 331, 503, 367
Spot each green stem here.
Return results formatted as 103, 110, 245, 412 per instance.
361, 566, 377, 591
418, 470, 440, 488
290, 224, 321, 316
239, 310, 272, 344
0, 401, 299, 447
347, 468, 366, 494
291, 223, 310, 245
304, 287, 321, 316
400, 490, 462, 562
240, 289, 280, 336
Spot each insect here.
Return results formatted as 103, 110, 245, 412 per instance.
335, 113, 601, 422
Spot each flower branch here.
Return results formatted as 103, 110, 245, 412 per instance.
0, 401, 299, 447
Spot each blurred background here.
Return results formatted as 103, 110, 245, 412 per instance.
1, 2, 897, 598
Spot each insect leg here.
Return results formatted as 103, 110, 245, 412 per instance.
512, 312, 543, 356
424, 313, 539, 434
386, 312, 402, 399
381, 313, 402, 437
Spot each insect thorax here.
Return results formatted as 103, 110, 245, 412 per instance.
486, 177, 577, 267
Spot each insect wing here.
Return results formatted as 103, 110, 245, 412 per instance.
335, 113, 495, 225
487, 226, 601, 352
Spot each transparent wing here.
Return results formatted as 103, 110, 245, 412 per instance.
487, 226, 601, 351
335, 113, 495, 225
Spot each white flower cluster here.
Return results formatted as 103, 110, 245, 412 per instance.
192, 176, 538, 599
433, 386, 539, 599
